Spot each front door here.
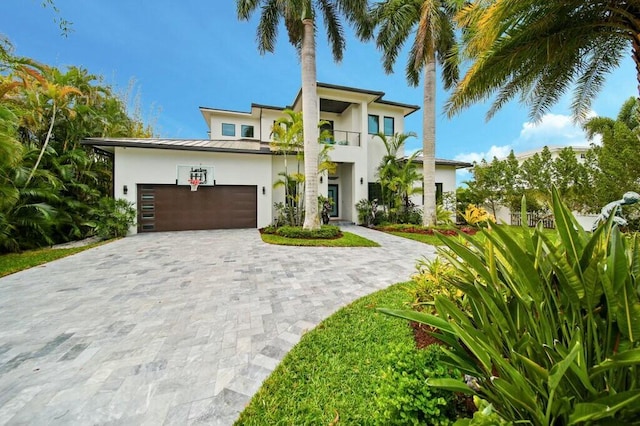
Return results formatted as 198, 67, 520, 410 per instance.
328, 184, 339, 217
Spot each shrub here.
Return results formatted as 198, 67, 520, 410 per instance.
412, 257, 463, 313
275, 225, 341, 239
93, 197, 135, 239
460, 204, 494, 227
374, 344, 458, 425
381, 189, 640, 425
260, 225, 278, 234
356, 198, 379, 226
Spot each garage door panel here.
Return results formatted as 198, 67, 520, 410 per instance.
138, 185, 257, 232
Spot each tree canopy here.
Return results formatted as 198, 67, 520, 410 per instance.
0, 40, 152, 252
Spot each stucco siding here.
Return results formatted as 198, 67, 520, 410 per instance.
114, 147, 272, 233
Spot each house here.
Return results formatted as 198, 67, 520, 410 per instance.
83, 83, 470, 234
492, 145, 597, 229
515, 145, 590, 163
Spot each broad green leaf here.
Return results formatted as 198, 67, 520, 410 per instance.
589, 348, 640, 377
568, 390, 640, 424
551, 186, 586, 269
376, 308, 454, 333
490, 377, 542, 421
427, 377, 476, 395
438, 234, 495, 285
512, 351, 549, 383
548, 341, 581, 391
539, 233, 584, 300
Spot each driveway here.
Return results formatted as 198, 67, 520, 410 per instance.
0, 226, 436, 425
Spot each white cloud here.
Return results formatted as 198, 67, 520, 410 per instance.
454, 145, 513, 163
514, 112, 597, 150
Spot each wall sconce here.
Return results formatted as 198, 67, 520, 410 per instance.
262, 186, 266, 195
360, 177, 364, 185
320, 176, 323, 184
123, 185, 128, 195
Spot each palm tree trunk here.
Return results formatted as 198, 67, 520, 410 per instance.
634, 33, 640, 101
422, 59, 437, 226
301, 17, 320, 230
25, 102, 57, 187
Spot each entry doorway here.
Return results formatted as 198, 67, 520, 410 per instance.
328, 184, 339, 217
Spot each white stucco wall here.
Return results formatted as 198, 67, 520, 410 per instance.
209, 115, 260, 140
114, 147, 273, 233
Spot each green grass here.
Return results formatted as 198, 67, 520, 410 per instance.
235, 282, 417, 425
0, 242, 106, 278
260, 231, 379, 247
389, 231, 447, 246
387, 225, 557, 247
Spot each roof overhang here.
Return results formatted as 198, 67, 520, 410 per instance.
82, 138, 273, 155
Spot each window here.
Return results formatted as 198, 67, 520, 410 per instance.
422, 183, 444, 204
222, 123, 235, 136
368, 182, 382, 202
368, 115, 379, 134
241, 125, 254, 138
383, 116, 394, 136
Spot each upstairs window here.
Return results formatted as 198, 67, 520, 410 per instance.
383, 116, 394, 136
241, 125, 254, 138
368, 115, 379, 134
222, 123, 235, 137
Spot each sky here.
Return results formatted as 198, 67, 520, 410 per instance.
2, 1, 638, 180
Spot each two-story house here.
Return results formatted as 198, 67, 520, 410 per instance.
83, 83, 470, 233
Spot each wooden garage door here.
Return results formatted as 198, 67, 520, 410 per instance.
137, 184, 257, 232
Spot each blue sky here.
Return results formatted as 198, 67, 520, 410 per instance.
3, 0, 637, 169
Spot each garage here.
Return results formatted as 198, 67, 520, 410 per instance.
137, 184, 257, 232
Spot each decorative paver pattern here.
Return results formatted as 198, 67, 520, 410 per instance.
0, 226, 436, 425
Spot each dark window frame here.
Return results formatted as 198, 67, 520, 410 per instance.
241, 124, 254, 138
222, 123, 235, 137
383, 116, 394, 136
368, 114, 379, 135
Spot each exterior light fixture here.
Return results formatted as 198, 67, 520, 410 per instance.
123, 185, 128, 195
360, 177, 364, 185
320, 176, 323, 184
262, 186, 266, 195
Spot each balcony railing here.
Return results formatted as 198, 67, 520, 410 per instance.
321, 130, 361, 147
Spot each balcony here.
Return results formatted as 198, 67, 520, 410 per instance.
321, 130, 361, 147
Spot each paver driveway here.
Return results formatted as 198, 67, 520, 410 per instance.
0, 226, 436, 425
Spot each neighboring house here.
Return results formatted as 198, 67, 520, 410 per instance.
83, 82, 469, 234
493, 145, 597, 229
515, 145, 590, 164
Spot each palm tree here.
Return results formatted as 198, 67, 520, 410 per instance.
237, 0, 370, 230
447, 1, 640, 122
372, 0, 460, 226
375, 131, 416, 212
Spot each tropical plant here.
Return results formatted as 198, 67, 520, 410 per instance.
460, 204, 493, 227
447, 1, 640, 122
435, 204, 454, 226
585, 97, 640, 210
0, 41, 153, 252
381, 189, 640, 425
376, 131, 417, 210
270, 110, 336, 226
356, 198, 379, 226
371, 0, 460, 227
237, 0, 370, 230
93, 198, 136, 239
374, 344, 458, 425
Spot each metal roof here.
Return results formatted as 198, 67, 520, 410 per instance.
81, 138, 272, 154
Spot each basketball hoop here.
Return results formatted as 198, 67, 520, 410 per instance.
188, 178, 201, 192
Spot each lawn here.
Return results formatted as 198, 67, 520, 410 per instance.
260, 231, 379, 247
382, 224, 557, 247
0, 242, 106, 278
235, 282, 417, 425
